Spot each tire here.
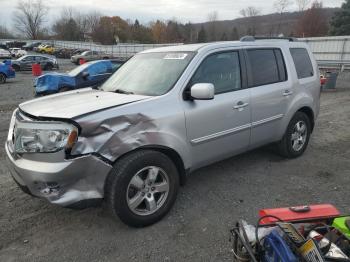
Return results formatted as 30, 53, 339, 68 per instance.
59, 86, 70, 93
276, 111, 311, 158
0, 73, 6, 84
105, 150, 179, 227
12, 65, 20, 72
45, 63, 53, 71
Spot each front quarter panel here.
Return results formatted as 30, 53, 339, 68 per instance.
71, 96, 191, 169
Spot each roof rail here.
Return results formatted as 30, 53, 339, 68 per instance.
240, 36, 298, 42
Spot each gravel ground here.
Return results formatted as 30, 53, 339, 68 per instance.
0, 61, 349, 262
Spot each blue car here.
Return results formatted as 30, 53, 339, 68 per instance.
0, 60, 16, 84
34, 60, 124, 95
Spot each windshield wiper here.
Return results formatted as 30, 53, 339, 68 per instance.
114, 89, 134, 95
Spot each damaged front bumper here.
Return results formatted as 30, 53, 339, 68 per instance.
5, 142, 112, 207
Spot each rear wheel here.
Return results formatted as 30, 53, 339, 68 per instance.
276, 111, 311, 158
45, 63, 53, 70
12, 64, 20, 71
0, 73, 6, 84
105, 150, 179, 227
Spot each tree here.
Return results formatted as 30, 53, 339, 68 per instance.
274, 0, 292, 35
207, 11, 218, 41
197, 26, 207, 43
230, 27, 239, 40
92, 16, 129, 44
0, 25, 13, 39
296, 0, 311, 11
13, 0, 49, 39
240, 6, 261, 36
239, 6, 261, 17
330, 0, 350, 36
150, 20, 167, 43
296, 1, 328, 37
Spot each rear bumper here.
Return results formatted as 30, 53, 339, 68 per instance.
5, 142, 112, 207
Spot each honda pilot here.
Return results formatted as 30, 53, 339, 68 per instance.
6, 37, 320, 227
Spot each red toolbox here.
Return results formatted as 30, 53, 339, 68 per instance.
259, 204, 340, 225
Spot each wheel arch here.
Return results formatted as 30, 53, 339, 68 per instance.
113, 145, 188, 186
297, 106, 315, 132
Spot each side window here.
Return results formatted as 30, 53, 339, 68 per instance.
290, 48, 314, 79
190, 51, 241, 94
247, 49, 287, 87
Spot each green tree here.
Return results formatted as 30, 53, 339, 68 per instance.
330, 0, 350, 35
197, 26, 207, 43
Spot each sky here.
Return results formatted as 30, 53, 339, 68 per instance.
0, 0, 345, 28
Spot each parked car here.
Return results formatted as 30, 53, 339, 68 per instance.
71, 50, 110, 64
34, 43, 50, 53
35, 60, 124, 95
9, 48, 27, 58
5, 41, 26, 49
23, 42, 42, 51
0, 48, 11, 59
41, 45, 55, 54
0, 60, 15, 84
5, 37, 321, 227
11, 55, 59, 71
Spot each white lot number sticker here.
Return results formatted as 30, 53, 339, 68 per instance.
164, 53, 188, 60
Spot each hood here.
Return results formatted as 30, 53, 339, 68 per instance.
35, 72, 74, 93
19, 88, 150, 119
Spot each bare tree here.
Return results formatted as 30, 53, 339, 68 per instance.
274, 0, 292, 35
240, 6, 261, 35
240, 6, 261, 17
13, 0, 49, 39
207, 11, 218, 41
274, 0, 292, 13
296, 0, 311, 11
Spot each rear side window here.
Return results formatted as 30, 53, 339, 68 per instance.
246, 49, 287, 87
290, 48, 314, 79
190, 51, 241, 94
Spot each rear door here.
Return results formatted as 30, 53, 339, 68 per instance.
183, 50, 251, 169
21, 56, 35, 70
245, 47, 293, 147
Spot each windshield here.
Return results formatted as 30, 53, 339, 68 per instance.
68, 63, 91, 77
100, 52, 195, 96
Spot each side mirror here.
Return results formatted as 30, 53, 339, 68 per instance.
82, 71, 89, 80
190, 83, 215, 100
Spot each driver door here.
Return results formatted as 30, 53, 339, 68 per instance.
183, 50, 251, 169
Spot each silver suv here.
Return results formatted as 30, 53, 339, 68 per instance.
6, 37, 320, 227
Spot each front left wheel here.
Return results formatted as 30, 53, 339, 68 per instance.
105, 150, 179, 227
0, 73, 6, 84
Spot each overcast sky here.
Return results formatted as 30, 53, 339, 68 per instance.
0, 0, 344, 28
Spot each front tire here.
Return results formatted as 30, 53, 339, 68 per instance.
277, 111, 311, 158
105, 150, 179, 227
0, 73, 6, 84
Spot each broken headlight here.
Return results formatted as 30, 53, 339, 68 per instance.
14, 121, 78, 153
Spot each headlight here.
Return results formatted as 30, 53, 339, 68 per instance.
14, 121, 78, 153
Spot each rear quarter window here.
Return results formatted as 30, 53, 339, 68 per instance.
290, 48, 314, 79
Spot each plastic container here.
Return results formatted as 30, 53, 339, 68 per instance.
32, 63, 42, 76
259, 204, 340, 225
324, 72, 338, 90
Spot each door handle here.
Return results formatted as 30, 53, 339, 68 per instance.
234, 101, 249, 110
283, 90, 293, 96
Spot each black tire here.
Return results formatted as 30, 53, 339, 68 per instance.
276, 111, 311, 158
12, 64, 20, 71
105, 150, 179, 227
45, 63, 53, 71
58, 86, 70, 93
0, 73, 6, 84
